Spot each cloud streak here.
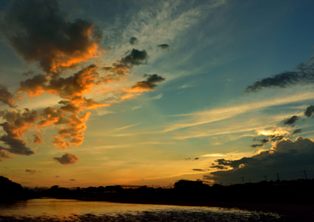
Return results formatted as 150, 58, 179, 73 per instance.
164, 92, 314, 132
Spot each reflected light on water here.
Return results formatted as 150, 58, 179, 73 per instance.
0, 198, 282, 222
0, 198, 249, 217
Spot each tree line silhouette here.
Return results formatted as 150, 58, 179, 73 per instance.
1, 176, 314, 206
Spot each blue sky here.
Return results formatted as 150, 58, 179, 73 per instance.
1, 0, 314, 187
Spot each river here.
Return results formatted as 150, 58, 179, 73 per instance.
0, 198, 283, 221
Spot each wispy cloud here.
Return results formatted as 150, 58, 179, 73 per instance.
164, 91, 314, 132
113, 123, 140, 132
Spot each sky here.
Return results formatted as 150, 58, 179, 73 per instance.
1, 0, 314, 187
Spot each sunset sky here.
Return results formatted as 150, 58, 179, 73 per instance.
1, 0, 314, 187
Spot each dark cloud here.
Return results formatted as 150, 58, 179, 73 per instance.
251, 137, 269, 148
185, 157, 200, 161
131, 74, 165, 91
25, 169, 36, 174
246, 71, 308, 92
192, 168, 207, 172
270, 135, 285, 142
251, 143, 264, 148
129, 37, 138, 45
3, 0, 100, 72
157, 44, 170, 49
121, 49, 148, 66
0, 85, 15, 107
121, 74, 165, 100
0, 109, 36, 155
304, 105, 314, 117
54, 153, 78, 165
208, 137, 314, 184
292, 128, 302, 134
0, 134, 34, 155
260, 138, 269, 143
246, 57, 314, 92
211, 159, 236, 169
19, 75, 47, 96
283, 115, 299, 125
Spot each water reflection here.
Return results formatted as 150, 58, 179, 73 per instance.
0, 198, 282, 222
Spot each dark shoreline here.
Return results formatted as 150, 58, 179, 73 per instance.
1, 176, 314, 221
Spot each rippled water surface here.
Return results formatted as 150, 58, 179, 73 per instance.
0, 198, 283, 221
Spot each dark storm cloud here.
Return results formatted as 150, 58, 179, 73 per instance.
157, 44, 170, 49
129, 37, 138, 45
0, 85, 15, 107
54, 153, 78, 165
2, 0, 100, 72
304, 105, 314, 117
208, 137, 314, 184
283, 115, 299, 125
121, 49, 148, 66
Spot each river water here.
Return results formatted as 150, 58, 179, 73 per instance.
0, 198, 283, 221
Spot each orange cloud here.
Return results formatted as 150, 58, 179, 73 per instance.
49, 42, 99, 73
1, 0, 166, 159
0, 109, 37, 155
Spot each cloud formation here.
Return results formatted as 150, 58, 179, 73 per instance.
121, 49, 148, 66
246, 58, 314, 92
121, 74, 165, 100
157, 44, 170, 49
0, 85, 15, 107
283, 115, 299, 125
129, 37, 138, 45
25, 169, 37, 174
0, 0, 166, 160
131, 74, 165, 92
54, 153, 78, 165
3, 0, 100, 72
0, 109, 36, 155
305, 105, 314, 117
209, 137, 314, 184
